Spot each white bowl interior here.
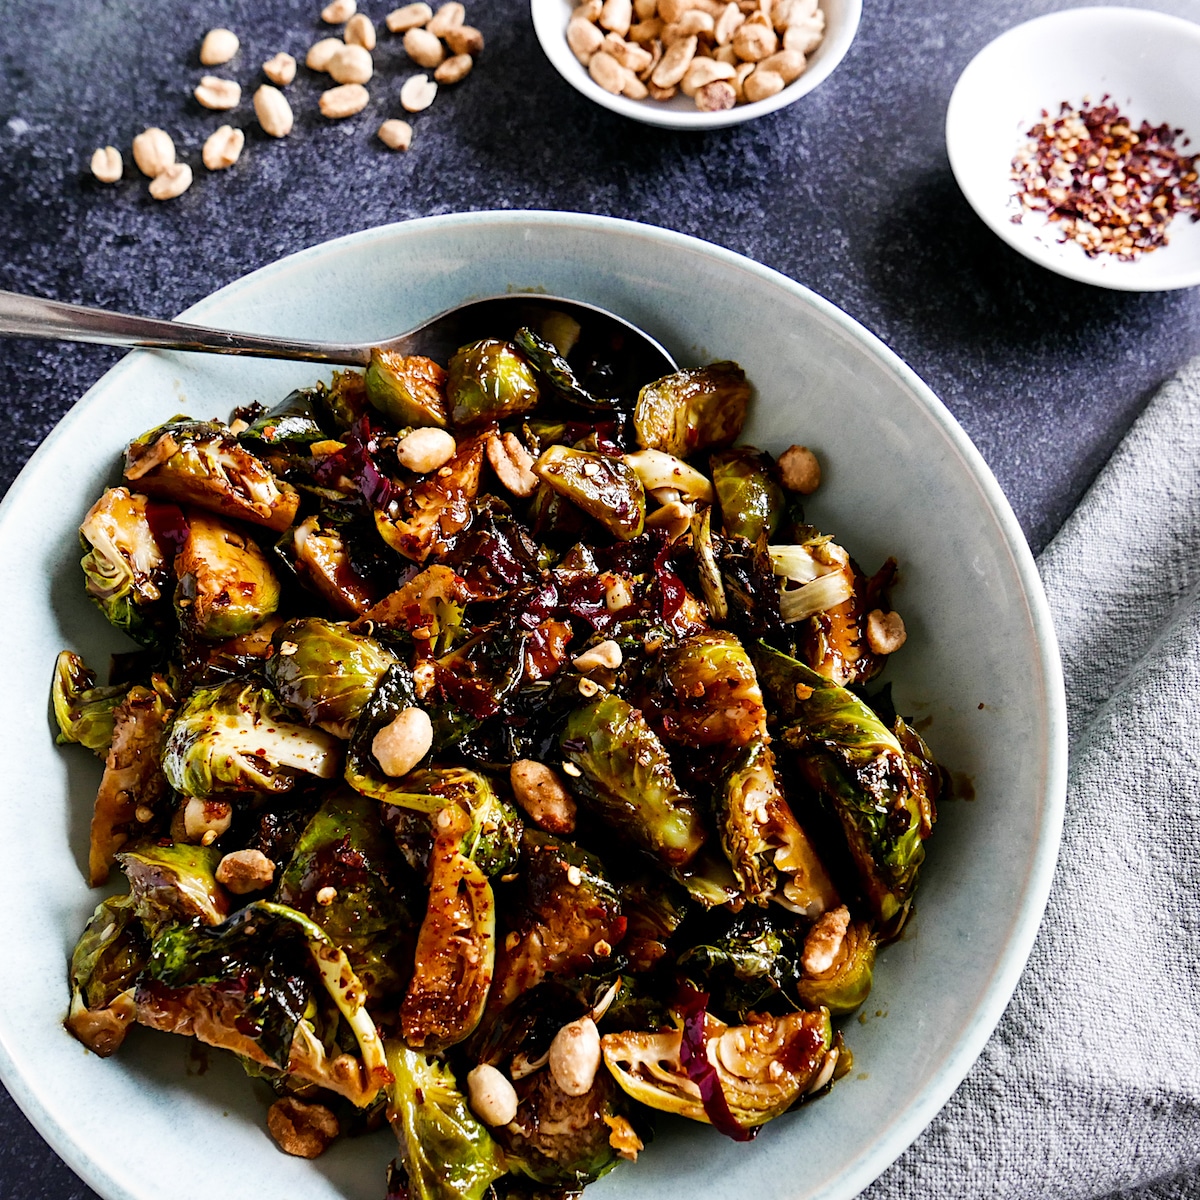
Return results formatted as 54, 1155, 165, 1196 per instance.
0, 212, 1065, 1200
946, 6, 1200, 291
530, 0, 862, 130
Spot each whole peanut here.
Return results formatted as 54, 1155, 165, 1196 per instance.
404, 27, 445, 68
90, 146, 122, 183
254, 85, 294, 137
199, 28, 239, 66
319, 83, 370, 118
202, 125, 245, 169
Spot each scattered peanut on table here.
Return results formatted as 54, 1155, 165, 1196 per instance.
567, 0, 823, 109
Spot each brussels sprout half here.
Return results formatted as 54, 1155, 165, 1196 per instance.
118, 842, 230, 935
366, 349, 449, 428
711, 446, 784, 544
633, 362, 750, 458
533, 446, 646, 541
52, 650, 129, 755
446, 339, 539, 427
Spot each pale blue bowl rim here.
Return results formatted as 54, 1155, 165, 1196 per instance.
0, 209, 1068, 1200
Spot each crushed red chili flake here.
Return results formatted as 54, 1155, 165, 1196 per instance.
1010, 97, 1200, 260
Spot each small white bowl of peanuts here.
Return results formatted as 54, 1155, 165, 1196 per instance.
531, 0, 860, 129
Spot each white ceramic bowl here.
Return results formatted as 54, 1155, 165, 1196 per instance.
0, 212, 1065, 1200
946, 6, 1200, 291
530, 0, 862, 130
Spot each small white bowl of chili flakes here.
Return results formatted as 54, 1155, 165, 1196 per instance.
946, 6, 1200, 291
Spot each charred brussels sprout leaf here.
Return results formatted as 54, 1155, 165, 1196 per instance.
52, 650, 129, 754
447, 339, 539, 427
79, 487, 174, 645
512, 326, 615, 411
533, 446, 646, 541
385, 1042, 505, 1200
601, 1007, 833, 1132
162, 679, 341, 799
633, 363, 750, 458
492, 830, 625, 1007
239, 387, 327, 450
124, 419, 300, 532
400, 824, 496, 1051
277, 787, 416, 1007
65, 894, 147, 1057
677, 913, 799, 1021
90, 684, 174, 888
752, 643, 938, 928
653, 632, 767, 749
281, 514, 383, 617
711, 447, 784, 544
561, 694, 705, 869
174, 512, 280, 641
718, 737, 838, 916
366, 350, 449, 428
266, 617, 397, 738
118, 842, 230, 935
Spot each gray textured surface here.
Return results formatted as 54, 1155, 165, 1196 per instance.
1, 0, 1199, 1197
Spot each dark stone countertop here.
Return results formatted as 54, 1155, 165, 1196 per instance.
1, 0, 1197, 1196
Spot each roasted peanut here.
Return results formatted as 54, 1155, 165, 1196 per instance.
183, 796, 231, 840
757, 47, 805, 82
633, 0, 657, 16
604, 33, 652, 71
199, 27, 239, 66
783, 7, 824, 54
386, 2, 433, 32
132, 127, 174, 177
90, 146, 122, 183
681, 56, 734, 96
588, 49, 624, 93
396, 427, 456, 472
714, 1, 745, 43
599, 0, 633, 36
647, 80, 677, 100
568, 16, 605, 63
802, 905, 850, 974
777, 443, 820, 492
372, 707, 433, 776
306, 37, 344, 71
149, 164, 192, 201
467, 1065, 519, 1127
194, 75, 241, 110
435, 53, 473, 83
650, 33, 696, 87
444, 24, 484, 55
576, 0, 604, 19
263, 51, 298, 85
510, 759, 577, 834
742, 66, 783, 100
622, 67, 649, 98
628, 17, 664, 43
665, 10, 714, 41
404, 26, 445, 67
328, 42, 373, 84
202, 125, 245, 170
319, 82, 370, 117
866, 609, 907, 655
344, 12, 377, 49
377, 117, 414, 149
321, 0, 357, 24
254, 85, 294, 136
428, 1, 465, 35
400, 73, 438, 111
486, 432, 538, 498
267, 1097, 339, 1159
732, 19, 777, 59
549, 1018, 602, 1097
215, 848, 275, 894
573, 640, 622, 671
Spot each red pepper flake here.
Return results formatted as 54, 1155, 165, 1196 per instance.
1010, 96, 1200, 260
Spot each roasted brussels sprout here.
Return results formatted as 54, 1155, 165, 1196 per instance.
492, 831, 624, 1007
677, 913, 799, 1021
533, 446, 646, 541
162, 679, 341, 800
561, 694, 706, 869
601, 1002, 834, 1134
633, 363, 750, 457
65, 894, 147, 1057
118, 842, 229, 935
266, 617, 397, 738
796, 919, 876, 1015
718, 737, 838, 915
173, 511, 280, 641
90, 683, 174, 887
376, 432, 486, 563
753, 644, 937, 927
400, 821, 496, 1051
238, 387, 328, 454
284, 513, 382, 616
52, 650, 128, 755
711, 447, 784, 543
366, 349, 449, 428
124, 419, 300, 532
446, 339, 539, 427
653, 632, 767, 749
79, 487, 174, 645
512, 326, 611, 411
497, 1063, 626, 1190
385, 1041, 506, 1200
277, 788, 416, 1006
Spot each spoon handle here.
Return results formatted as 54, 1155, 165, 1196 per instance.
0, 289, 372, 367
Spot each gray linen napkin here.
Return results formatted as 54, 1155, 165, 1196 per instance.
861, 357, 1200, 1200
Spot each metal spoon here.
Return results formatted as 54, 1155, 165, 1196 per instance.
0, 288, 677, 394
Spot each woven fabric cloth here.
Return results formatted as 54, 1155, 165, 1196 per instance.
862, 358, 1200, 1200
